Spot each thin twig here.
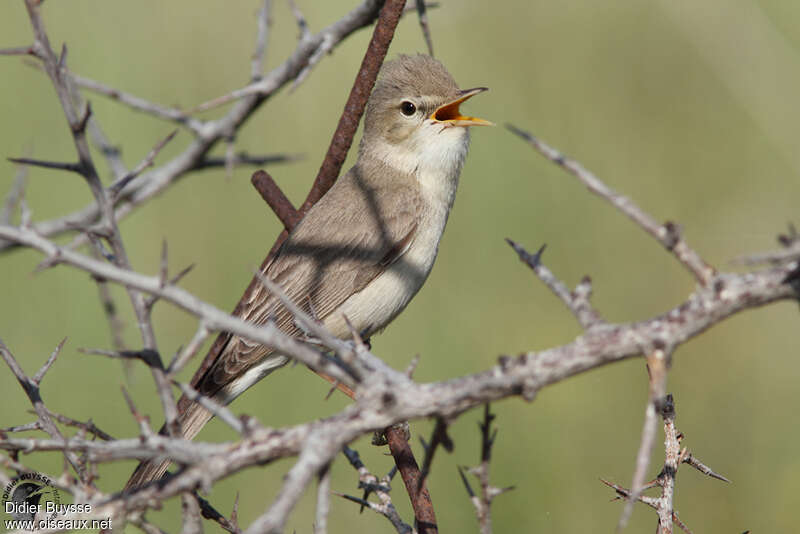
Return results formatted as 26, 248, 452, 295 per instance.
0, 338, 86, 480
506, 124, 716, 286
23, 0, 159, 357
505, 240, 604, 329
460, 405, 514, 534
109, 130, 178, 197
1, 159, 29, 226
417, 418, 453, 490
6, 156, 81, 173
0, 45, 35, 56
167, 323, 211, 376
251, 0, 272, 81
69, 72, 204, 134
414, 0, 434, 56
0, 0, 390, 255
195, 493, 242, 534
619, 348, 671, 530
192, 152, 301, 171
174, 382, 248, 436
89, 247, 127, 352
339, 447, 414, 534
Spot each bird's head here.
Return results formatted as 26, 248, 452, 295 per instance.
360, 54, 491, 175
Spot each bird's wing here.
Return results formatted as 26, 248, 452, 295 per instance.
198, 164, 421, 399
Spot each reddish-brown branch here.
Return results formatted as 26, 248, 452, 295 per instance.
386, 427, 438, 534
300, 0, 405, 212
250, 170, 301, 231
193, 0, 437, 527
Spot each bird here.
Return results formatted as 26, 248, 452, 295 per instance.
125, 54, 491, 489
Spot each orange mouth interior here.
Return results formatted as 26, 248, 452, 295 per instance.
430, 89, 492, 126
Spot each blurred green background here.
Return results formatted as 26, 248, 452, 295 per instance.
2, 1, 799, 532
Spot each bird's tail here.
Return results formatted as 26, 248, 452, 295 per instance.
122, 392, 215, 492
123, 343, 290, 492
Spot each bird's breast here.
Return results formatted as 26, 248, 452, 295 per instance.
326, 183, 452, 339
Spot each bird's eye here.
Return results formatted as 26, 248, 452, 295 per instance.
400, 101, 417, 116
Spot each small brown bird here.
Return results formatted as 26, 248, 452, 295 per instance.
126, 54, 490, 489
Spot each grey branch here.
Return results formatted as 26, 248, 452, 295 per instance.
338, 447, 414, 534
506, 124, 716, 286
459, 405, 513, 534
505, 240, 604, 329
251, 1, 272, 81
1, 209, 792, 529
0, 0, 386, 255
603, 394, 731, 534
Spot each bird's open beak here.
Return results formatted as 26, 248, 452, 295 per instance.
431, 87, 493, 127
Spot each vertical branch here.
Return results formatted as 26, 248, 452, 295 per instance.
414, 0, 434, 56
314, 463, 331, 534
619, 347, 671, 530
386, 427, 438, 534
300, 0, 406, 212
251, 0, 272, 81
657, 396, 678, 534
22, 0, 158, 353
194, 0, 431, 523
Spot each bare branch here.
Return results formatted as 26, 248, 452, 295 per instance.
733, 223, 800, 265
251, 1, 272, 81
44, 409, 115, 441
461, 405, 513, 534
414, 0, 434, 56
604, 394, 730, 533
167, 323, 211, 376
0, 0, 384, 255
619, 348, 671, 530
192, 152, 301, 171
287, 0, 311, 42
0, 45, 35, 56
6, 156, 81, 173
80, 347, 180, 438
69, 72, 204, 133
505, 240, 604, 329
180, 492, 203, 534
22, 0, 159, 355
682, 452, 730, 483
418, 418, 453, 490
314, 462, 331, 534
506, 124, 716, 286
32, 337, 66, 385
339, 447, 414, 534
0, 338, 86, 480
386, 423, 438, 534
250, 170, 302, 231
1, 159, 29, 226
174, 382, 248, 436
89, 247, 127, 352
195, 493, 242, 534
109, 130, 178, 197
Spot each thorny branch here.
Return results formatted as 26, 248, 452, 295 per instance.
0, 209, 794, 531
19, 0, 160, 359
1, 1, 799, 533
458, 405, 513, 534
338, 447, 414, 534
0, 0, 396, 255
602, 394, 731, 534
506, 124, 716, 286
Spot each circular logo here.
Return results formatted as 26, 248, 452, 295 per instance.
3, 472, 61, 522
